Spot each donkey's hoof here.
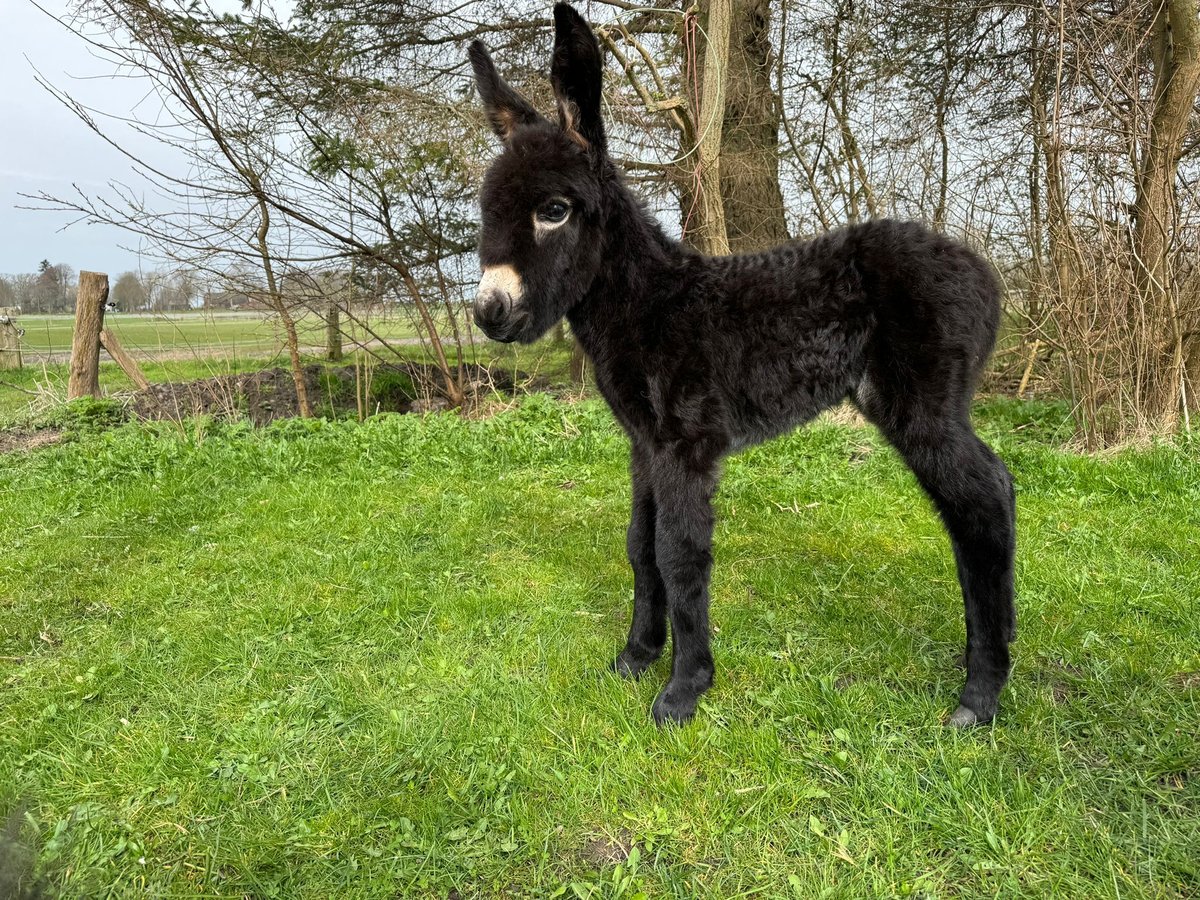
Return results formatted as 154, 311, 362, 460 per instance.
651, 687, 699, 727
612, 647, 660, 680
946, 704, 990, 728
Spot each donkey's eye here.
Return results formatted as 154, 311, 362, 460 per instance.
537, 200, 570, 223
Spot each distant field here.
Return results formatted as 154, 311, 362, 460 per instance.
13, 310, 426, 357
0, 332, 577, 425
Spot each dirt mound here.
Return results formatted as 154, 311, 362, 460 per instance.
126, 363, 518, 425
0, 429, 63, 454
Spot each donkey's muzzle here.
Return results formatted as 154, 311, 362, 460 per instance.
473, 290, 520, 342
474, 264, 527, 341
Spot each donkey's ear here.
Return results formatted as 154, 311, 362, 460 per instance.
551, 3, 606, 154
469, 40, 546, 143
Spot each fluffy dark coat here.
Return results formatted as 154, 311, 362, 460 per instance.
468, 4, 1016, 727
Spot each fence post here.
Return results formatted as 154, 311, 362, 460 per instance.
0, 307, 21, 370
68, 271, 108, 399
326, 296, 343, 361
100, 328, 150, 390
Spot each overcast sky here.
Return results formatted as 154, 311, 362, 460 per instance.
3, 3, 143, 276
1, 1, 267, 279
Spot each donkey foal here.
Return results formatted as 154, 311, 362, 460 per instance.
469, 4, 1017, 728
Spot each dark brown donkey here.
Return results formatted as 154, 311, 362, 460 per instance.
468, 4, 1016, 728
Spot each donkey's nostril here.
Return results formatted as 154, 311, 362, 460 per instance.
473, 291, 511, 329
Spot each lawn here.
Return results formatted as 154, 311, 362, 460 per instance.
1, 397, 1198, 897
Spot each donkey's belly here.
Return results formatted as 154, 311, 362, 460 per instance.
725, 341, 864, 451
727, 398, 828, 454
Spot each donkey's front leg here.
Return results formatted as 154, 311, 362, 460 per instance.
613, 443, 667, 678
649, 452, 717, 726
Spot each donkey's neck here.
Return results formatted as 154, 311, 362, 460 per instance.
566, 177, 692, 352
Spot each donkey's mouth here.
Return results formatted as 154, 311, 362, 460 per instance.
475, 309, 530, 344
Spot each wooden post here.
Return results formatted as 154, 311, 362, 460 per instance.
326, 296, 343, 361
0, 307, 21, 371
68, 271, 108, 399
100, 328, 150, 390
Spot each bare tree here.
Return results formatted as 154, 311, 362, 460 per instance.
1132, 0, 1200, 426
34, 0, 486, 409
111, 271, 147, 312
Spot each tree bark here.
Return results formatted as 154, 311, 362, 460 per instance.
68, 272, 108, 400
1132, 0, 1200, 425
692, 0, 731, 256
931, 7, 952, 231
709, 0, 788, 252
683, 0, 788, 254
396, 264, 465, 407
1026, 2, 1046, 329
825, 3, 878, 223
252, 195, 312, 418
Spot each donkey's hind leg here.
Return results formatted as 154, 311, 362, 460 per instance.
870, 408, 1016, 725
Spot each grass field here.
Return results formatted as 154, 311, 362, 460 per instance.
12, 311, 425, 357
1, 397, 1197, 897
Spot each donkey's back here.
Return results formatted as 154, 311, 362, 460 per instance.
668, 219, 1002, 450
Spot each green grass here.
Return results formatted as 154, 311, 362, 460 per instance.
1, 397, 1198, 898
13, 311, 425, 357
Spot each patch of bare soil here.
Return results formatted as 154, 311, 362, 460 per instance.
0, 429, 62, 454
578, 830, 634, 866
127, 363, 519, 425
1035, 658, 1086, 704
1170, 671, 1200, 691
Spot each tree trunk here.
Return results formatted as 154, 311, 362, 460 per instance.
931, 7, 952, 231
68, 272, 108, 400
710, 0, 788, 251
691, 0, 731, 256
682, 0, 788, 254
396, 264, 465, 407
252, 195, 312, 418
272, 298, 312, 418
826, 3, 878, 222
1026, 2, 1046, 330
1132, 0, 1200, 425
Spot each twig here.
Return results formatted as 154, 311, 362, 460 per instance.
1017, 339, 1042, 398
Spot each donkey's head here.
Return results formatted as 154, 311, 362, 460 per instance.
469, 3, 609, 343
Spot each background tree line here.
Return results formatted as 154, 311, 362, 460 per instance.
32, 0, 1200, 445
1, 264, 202, 314
0, 262, 76, 314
